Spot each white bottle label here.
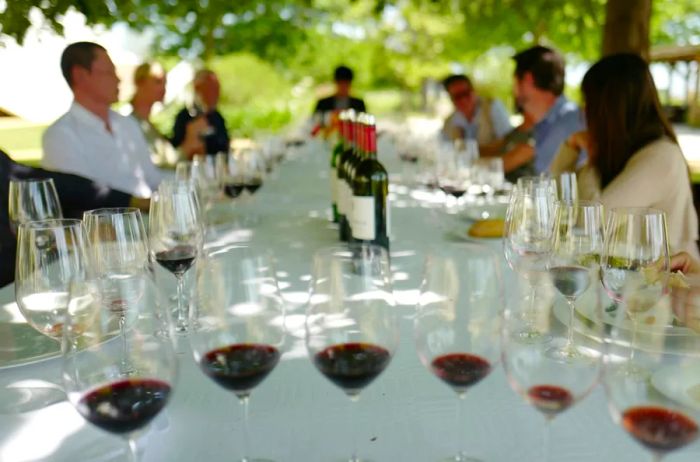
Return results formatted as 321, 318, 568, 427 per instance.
345, 183, 353, 222
352, 196, 375, 240
337, 174, 345, 214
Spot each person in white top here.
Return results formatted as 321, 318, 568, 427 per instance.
550, 53, 699, 258
43, 42, 162, 198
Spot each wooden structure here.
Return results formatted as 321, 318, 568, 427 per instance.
650, 44, 700, 124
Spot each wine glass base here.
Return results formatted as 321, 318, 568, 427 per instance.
437, 455, 482, 462
544, 343, 595, 364
512, 329, 552, 344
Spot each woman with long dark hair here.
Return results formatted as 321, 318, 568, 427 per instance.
551, 53, 698, 257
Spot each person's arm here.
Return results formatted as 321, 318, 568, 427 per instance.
549, 142, 580, 177
501, 143, 535, 173
127, 118, 163, 193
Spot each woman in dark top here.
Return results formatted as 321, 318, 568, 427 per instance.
0, 148, 137, 287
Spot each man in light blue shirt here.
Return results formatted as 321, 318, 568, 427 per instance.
441, 74, 512, 147
501, 46, 585, 174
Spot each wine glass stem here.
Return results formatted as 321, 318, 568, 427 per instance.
456, 393, 467, 461
239, 395, 251, 462
565, 299, 576, 349
119, 314, 132, 375
126, 437, 139, 462
542, 418, 551, 462
349, 396, 360, 462
629, 319, 638, 363
175, 274, 187, 333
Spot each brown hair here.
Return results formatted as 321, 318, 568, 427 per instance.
60, 42, 106, 87
512, 46, 565, 96
582, 53, 677, 188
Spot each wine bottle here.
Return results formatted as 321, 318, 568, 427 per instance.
344, 114, 367, 240
337, 110, 356, 241
330, 111, 348, 223
351, 115, 389, 250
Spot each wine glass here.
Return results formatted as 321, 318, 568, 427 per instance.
547, 200, 604, 357
556, 172, 578, 202
8, 178, 62, 232
501, 273, 603, 461
602, 275, 700, 462
219, 150, 245, 199
15, 219, 88, 340
83, 207, 150, 373
515, 176, 557, 199
62, 271, 177, 462
149, 183, 203, 334
601, 208, 670, 304
306, 244, 400, 462
415, 243, 502, 462
238, 148, 265, 195
503, 189, 556, 340
190, 245, 285, 462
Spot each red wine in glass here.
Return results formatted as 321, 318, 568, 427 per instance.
244, 181, 262, 194
622, 406, 699, 453
77, 379, 171, 434
527, 385, 574, 417
200, 344, 280, 396
155, 245, 196, 276
431, 353, 491, 394
224, 183, 245, 199
439, 185, 467, 198
313, 342, 391, 394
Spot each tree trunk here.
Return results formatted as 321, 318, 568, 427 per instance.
602, 0, 651, 60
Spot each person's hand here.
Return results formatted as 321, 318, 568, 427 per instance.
181, 116, 208, 158
670, 251, 700, 275
566, 131, 590, 153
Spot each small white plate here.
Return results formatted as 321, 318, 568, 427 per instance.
652, 365, 700, 412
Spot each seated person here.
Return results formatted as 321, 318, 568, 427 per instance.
128, 62, 206, 165
313, 65, 366, 115
441, 74, 512, 150
498, 109, 536, 183
0, 147, 147, 287
42, 42, 162, 198
550, 53, 698, 258
171, 69, 229, 157
500, 46, 585, 175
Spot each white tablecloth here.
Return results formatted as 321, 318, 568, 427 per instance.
1, 140, 699, 462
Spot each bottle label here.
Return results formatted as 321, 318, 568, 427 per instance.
345, 183, 353, 222
352, 196, 375, 240
337, 172, 345, 214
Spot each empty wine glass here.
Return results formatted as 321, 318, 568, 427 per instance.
15, 219, 88, 340
190, 245, 285, 462
501, 274, 603, 461
8, 178, 62, 232
602, 275, 700, 462
83, 207, 150, 374
415, 243, 503, 462
62, 271, 177, 462
149, 183, 203, 333
601, 208, 670, 304
503, 189, 556, 340
547, 200, 604, 358
306, 244, 400, 462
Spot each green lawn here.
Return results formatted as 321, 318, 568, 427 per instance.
0, 121, 47, 167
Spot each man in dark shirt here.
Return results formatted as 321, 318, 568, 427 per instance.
313, 65, 366, 114
171, 69, 230, 156
1, 148, 141, 287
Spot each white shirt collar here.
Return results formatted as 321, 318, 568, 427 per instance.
68, 101, 117, 132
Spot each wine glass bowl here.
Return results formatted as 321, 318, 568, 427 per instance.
306, 244, 399, 462
62, 272, 177, 461
15, 219, 88, 340
8, 178, 63, 232
601, 207, 669, 304
603, 280, 700, 461
415, 242, 502, 461
190, 245, 285, 462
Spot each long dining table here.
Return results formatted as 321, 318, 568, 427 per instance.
1, 136, 699, 462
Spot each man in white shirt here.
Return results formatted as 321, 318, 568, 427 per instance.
43, 42, 162, 198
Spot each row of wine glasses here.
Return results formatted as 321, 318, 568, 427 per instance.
502, 175, 697, 461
